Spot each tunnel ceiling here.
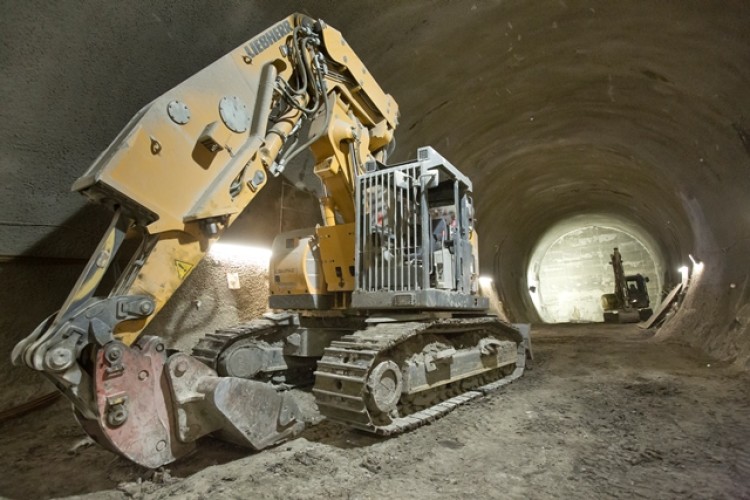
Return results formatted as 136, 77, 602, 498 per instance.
2, 1, 749, 332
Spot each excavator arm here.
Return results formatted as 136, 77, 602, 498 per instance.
12, 14, 397, 468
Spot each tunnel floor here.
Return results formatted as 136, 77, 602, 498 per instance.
1, 324, 748, 499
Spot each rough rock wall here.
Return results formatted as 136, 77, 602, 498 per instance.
657, 258, 750, 371
0, 261, 82, 411
145, 258, 269, 353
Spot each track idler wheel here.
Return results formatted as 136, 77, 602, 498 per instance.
365, 360, 403, 419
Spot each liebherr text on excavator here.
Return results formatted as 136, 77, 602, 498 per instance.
13, 14, 532, 468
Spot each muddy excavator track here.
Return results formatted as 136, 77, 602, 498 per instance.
191, 317, 319, 386
190, 315, 361, 386
191, 315, 530, 436
191, 319, 283, 373
313, 316, 529, 435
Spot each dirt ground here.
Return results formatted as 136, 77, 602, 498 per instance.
1, 323, 748, 499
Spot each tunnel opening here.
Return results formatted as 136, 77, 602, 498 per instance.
527, 215, 665, 323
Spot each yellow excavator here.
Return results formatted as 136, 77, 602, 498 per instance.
601, 247, 653, 323
12, 14, 531, 468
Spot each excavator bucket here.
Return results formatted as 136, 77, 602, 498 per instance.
78, 336, 303, 468
165, 352, 304, 452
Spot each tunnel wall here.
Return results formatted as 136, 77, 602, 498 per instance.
379, 1, 750, 370
1, 1, 750, 412
144, 258, 269, 353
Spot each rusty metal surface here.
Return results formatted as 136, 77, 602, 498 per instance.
73, 333, 306, 469
82, 336, 194, 469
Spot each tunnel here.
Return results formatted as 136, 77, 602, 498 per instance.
525, 214, 666, 323
1, 1, 749, 498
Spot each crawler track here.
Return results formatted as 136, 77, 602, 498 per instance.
191, 318, 283, 373
313, 317, 528, 435
192, 315, 529, 435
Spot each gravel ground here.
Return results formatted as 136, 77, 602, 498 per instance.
1, 323, 748, 499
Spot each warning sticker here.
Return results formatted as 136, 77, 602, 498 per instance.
175, 260, 194, 279
226, 272, 241, 289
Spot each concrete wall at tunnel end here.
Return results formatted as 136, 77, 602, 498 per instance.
531, 225, 662, 323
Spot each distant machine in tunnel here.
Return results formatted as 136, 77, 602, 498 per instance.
527, 215, 665, 323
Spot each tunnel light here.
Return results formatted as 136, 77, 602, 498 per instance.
678, 265, 689, 286
478, 275, 493, 285
689, 254, 705, 273
208, 242, 272, 268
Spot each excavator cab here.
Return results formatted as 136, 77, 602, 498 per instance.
625, 274, 650, 310
352, 147, 483, 310
268, 147, 484, 311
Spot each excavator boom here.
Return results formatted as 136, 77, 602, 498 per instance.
12, 14, 398, 467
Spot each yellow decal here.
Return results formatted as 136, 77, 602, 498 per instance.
175, 260, 194, 279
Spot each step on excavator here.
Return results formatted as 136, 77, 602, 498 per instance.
12, 14, 532, 468
601, 247, 653, 323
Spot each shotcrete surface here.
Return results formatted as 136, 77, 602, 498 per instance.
0, 324, 747, 499
145, 258, 270, 353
